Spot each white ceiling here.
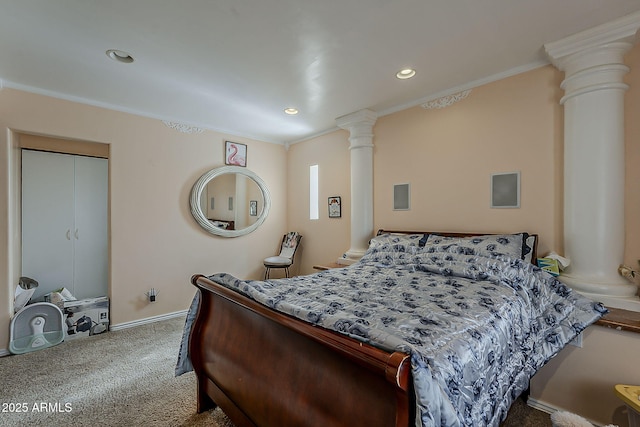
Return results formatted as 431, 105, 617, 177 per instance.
1, 1, 639, 144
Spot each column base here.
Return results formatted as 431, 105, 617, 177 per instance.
580, 292, 640, 312
559, 273, 640, 312
559, 273, 637, 296
337, 249, 367, 265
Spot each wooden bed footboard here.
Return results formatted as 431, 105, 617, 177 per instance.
190, 274, 414, 427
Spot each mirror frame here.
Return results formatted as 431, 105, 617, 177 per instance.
190, 165, 271, 237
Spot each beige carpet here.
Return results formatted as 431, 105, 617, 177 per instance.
0, 315, 550, 426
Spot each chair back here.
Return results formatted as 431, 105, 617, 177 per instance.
278, 232, 302, 261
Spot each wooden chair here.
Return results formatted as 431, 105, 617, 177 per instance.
263, 232, 302, 279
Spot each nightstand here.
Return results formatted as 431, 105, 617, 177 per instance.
312, 262, 346, 271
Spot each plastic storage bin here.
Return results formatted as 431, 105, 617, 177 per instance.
615, 384, 640, 427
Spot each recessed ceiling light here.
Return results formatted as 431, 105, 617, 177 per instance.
284, 108, 299, 115
106, 49, 134, 64
396, 68, 416, 79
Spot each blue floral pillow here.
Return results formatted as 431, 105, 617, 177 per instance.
363, 233, 427, 264
368, 233, 426, 250
425, 233, 526, 260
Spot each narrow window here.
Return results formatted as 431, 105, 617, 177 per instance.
310, 164, 319, 220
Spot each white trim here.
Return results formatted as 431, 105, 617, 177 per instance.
526, 397, 556, 415
109, 309, 187, 331
291, 126, 341, 144
0, 348, 10, 357
527, 397, 607, 427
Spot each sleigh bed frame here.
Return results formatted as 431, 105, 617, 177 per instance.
188, 230, 538, 427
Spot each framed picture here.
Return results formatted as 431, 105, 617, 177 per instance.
328, 196, 341, 218
491, 171, 520, 208
249, 200, 258, 216
225, 141, 247, 167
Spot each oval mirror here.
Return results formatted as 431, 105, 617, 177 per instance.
190, 166, 271, 237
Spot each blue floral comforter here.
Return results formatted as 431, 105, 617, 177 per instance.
178, 236, 606, 427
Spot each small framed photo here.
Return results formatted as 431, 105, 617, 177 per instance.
249, 200, 258, 216
225, 141, 247, 167
328, 196, 341, 218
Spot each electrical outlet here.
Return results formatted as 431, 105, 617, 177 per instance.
569, 332, 583, 348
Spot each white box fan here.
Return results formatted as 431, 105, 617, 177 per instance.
10, 302, 64, 354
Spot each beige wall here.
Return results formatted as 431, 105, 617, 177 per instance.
286, 129, 352, 275
0, 88, 287, 350
373, 66, 564, 258
291, 65, 564, 270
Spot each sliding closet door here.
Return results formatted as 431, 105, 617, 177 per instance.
22, 150, 75, 300
22, 150, 108, 301
73, 156, 108, 299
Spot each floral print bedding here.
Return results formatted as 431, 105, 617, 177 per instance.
178, 234, 606, 427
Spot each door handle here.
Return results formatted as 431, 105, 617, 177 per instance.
66, 229, 71, 240
75, 229, 79, 240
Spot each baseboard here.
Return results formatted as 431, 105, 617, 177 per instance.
0, 348, 10, 357
109, 309, 188, 331
526, 397, 557, 415
527, 397, 607, 427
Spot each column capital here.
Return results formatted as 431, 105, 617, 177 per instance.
336, 109, 378, 149
544, 11, 640, 70
336, 109, 378, 128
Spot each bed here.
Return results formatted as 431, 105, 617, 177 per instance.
177, 230, 607, 427
208, 218, 235, 230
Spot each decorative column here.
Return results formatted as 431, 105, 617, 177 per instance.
336, 109, 377, 264
544, 13, 640, 310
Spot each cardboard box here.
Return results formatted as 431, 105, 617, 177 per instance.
63, 297, 109, 340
